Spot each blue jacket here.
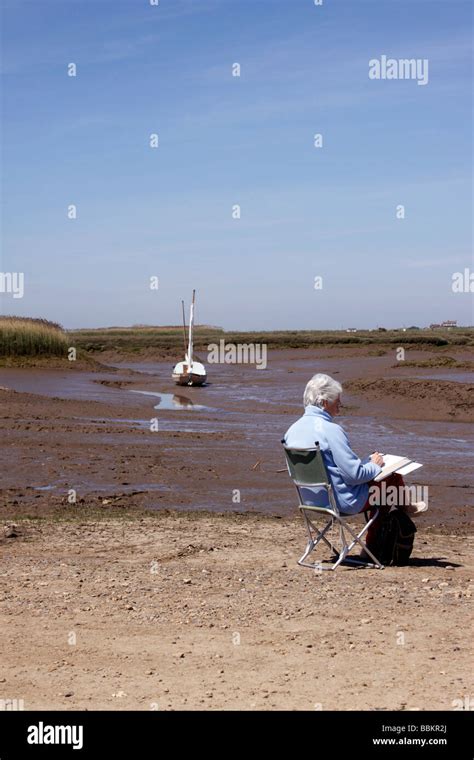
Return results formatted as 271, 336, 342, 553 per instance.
283, 405, 382, 514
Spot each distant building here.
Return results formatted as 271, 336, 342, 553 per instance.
430, 320, 457, 329
346, 328, 357, 333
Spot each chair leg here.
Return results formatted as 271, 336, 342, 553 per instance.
298, 512, 338, 569
303, 511, 338, 552
298, 509, 384, 570
337, 512, 384, 569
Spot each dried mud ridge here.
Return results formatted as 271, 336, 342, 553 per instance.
346, 378, 474, 421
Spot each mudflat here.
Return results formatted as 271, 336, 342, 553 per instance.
0, 347, 472, 526
0, 346, 472, 709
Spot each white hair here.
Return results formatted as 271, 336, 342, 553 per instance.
303, 373, 343, 408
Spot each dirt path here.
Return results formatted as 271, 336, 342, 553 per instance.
1, 514, 472, 711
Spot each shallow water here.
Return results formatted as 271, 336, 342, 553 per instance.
0, 370, 134, 402
32, 482, 172, 494
129, 390, 208, 410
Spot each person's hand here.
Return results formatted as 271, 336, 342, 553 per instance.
370, 452, 385, 467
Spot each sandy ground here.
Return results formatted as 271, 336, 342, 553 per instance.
0, 346, 472, 710
1, 513, 473, 711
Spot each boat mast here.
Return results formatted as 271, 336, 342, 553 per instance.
181, 300, 187, 360
187, 289, 195, 368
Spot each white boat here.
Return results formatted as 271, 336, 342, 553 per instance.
172, 290, 207, 386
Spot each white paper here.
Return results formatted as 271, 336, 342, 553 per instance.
373, 453, 423, 482
396, 461, 423, 476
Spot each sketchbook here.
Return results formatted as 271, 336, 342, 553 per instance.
373, 454, 423, 482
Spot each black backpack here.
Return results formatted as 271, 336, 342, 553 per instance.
368, 509, 417, 566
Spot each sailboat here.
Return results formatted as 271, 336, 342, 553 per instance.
172, 290, 207, 386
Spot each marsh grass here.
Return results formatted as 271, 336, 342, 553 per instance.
72, 326, 474, 355
2, 317, 472, 359
0, 316, 70, 357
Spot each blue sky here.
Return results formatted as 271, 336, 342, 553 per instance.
1, 0, 472, 329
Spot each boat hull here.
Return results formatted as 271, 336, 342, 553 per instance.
172, 360, 207, 386
172, 372, 207, 387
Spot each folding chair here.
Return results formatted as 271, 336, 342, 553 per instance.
282, 441, 384, 570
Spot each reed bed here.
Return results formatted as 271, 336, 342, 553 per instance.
0, 316, 69, 356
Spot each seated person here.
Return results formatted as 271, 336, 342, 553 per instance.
283, 373, 427, 549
